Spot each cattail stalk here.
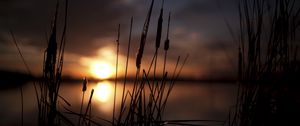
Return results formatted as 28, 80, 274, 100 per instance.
162, 54, 189, 112
153, 0, 164, 87
40, 0, 68, 125
78, 77, 87, 126
163, 12, 171, 76
44, 0, 59, 125
81, 89, 94, 126
136, 0, 155, 70
127, 0, 154, 124
118, 17, 133, 125
112, 24, 120, 126
155, 0, 164, 49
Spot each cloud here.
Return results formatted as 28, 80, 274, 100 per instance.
0, 0, 240, 79
0, 0, 140, 55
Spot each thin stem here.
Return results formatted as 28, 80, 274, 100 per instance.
163, 51, 167, 80
118, 17, 133, 125
113, 24, 120, 125
78, 91, 85, 126
20, 86, 23, 126
81, 89, 94, 126
9, 31, 33, 126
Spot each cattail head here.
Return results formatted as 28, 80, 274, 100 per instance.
155, 8, 163, 49
91, 89, 94, 96
82, 77, 88, 92
164, 39, 169, 51
164, 12, 171, 51
136, 49, 143, 69
116, 24, 120, 45
136, 0, 154, 69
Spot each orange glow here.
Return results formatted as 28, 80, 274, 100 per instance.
94, 82, 113, 103
90, 61, 114, 79
80, 46, 118, 79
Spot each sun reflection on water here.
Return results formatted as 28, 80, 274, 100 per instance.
90, 81, 116, 115
94, 81, 113, 103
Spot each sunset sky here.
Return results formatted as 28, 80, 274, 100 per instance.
0, 0, 240, 80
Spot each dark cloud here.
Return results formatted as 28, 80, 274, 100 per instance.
0, 0, 141, 55
0, 0, 242, 79
173, 0, 238, 39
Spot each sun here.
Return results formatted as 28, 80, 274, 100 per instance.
94, 82, 113, 103
90, 61, 114, 79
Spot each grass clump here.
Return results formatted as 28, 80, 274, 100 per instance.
37, 0, 71, 125
32, 0, 191, 125
228, 0, 300, 126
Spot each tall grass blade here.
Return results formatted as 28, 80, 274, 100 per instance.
112, 24, 120, 126
136, 0, 155, 70
78, 77, 87, 126
118, 17, 133, 125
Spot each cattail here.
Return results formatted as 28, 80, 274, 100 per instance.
136, 0, 154, 69
113, 24, 120, 126
78, 77, 87, 126
164, 39, 169, 51
164, 12, 171, 51
81, 89, 94, 126
44, 0, 59, 78
155, 0, 164, 49
82, 77, 87, 92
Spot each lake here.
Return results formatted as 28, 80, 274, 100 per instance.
0, 81, 237, 125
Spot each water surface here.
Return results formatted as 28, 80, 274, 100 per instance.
0, 81, 237, 125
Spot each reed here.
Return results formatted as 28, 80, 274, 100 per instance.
37, 0, 72, 125
163, 12, 171, 80
78, 77, 88, 126
228, 0, 300, 125
10, 31, 26, 126
81, 89, 94, 126
136, 0, 154, 71
153, 0, 164, 80
117, 17, 133, 126
63, 1, 183, 125
111, 0, 193, 125
112, 24, 120, 125
13, 0, 194, 125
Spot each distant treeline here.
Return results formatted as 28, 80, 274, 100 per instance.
0, 70, 33, 89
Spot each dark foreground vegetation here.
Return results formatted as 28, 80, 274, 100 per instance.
228, 0, 300, 126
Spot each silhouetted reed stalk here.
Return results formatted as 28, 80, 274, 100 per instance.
123, 0, 155, 122
114, 1, 193, 125
152, 0, 164, 106
10, 31, 30, 126
135, 0, 154, 72
81, 89, 94, 126
229, 0, 300, 125
78, 77, 87, 126
117, 17, 133, 125
112, 24, 120, 126
163, 12, 171, 76
153, 0, 164, 81
24, 0, 193, 125
20, 81, 24, 126
138, 1, 165, 122
122, 0, 154, 125
162, 55, 189, 113
159, 13, 171, 119
38, 0, 71, 125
